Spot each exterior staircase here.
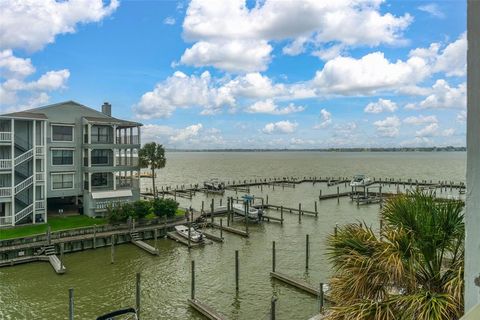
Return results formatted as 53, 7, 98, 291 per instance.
130, 232, 141, 242
44, 245, 57, 256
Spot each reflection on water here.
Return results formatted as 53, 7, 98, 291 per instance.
0, 152, 465, 319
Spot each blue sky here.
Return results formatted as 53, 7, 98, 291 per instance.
0, 0, 467, 149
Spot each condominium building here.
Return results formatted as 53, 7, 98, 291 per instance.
0, 101, 142, 227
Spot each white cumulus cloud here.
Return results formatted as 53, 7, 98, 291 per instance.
246, 99, 304, 115
314, 109, 332, 129
180, 0, 412, 72
364, 98, 397, 113
0, 0, 119, 52
373, 116, 401, 137
262, 120, 298, 134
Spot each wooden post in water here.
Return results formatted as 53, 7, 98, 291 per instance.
272, 241, 276, 272
314, 201, 318, 215
306, 234, 309, 270
188, 223, 191, 249
244, 202, 249, 234
93, 225, 97, 249
136, 273, 141, 319
191, 260, 195, 299
110, 235, 115, 264
164, 215, 167, 237
60, 243, 64, 270
201, 200, 204, 213
266, 195, 269, 204
211, 199, 214, 223
220, 198, 223, 206
298, 203, 302, 223
47, 225, 51, 245
235, 250, 239, 292
319, 283, 324, 313
154, 229, 158, 251
220, 219, 223, 239
270, 296, 277, 320
337, 186, 340, 204
280, 206, 284, 225
68, 288, 74, 320
334, 224, 338, 237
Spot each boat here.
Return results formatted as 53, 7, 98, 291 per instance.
204, 178, 225, 191
232, 203, 263, 221
135, 171, 156, 178
174, 225, 204, 243
350, 174, 372, 187
97, 307, 138, 320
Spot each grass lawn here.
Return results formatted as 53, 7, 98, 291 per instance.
0, 215, 107, 240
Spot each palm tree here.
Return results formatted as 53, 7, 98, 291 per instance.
325, 190, 464, 320
139, 142, 166, 198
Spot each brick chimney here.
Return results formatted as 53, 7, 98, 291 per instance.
101, 102, 112, 116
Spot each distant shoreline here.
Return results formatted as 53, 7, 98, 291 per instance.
165, 147, 466, 152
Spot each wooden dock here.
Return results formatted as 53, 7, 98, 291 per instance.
188, 299, 227, 320
166, 232, 208, 247
46, 255, 66, 274
260, 204, 318, 216
210, 223, 248, 237
261, 214, 283, 223
271, 271, 319, 296
132, 240, 159, 255
202, 231, 224, 242
130, 232, 159, 255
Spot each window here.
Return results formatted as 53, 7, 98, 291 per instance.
92, 173, 109, 187
52, 125, 73, 142
91, 149, 110, 165
52, 149, 74, 165
52, 173, 74, 190
91, 126, 111, 143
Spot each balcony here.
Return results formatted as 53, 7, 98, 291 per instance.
0, 215, 12, 226
35, 172, 45, 181
0, 159, 12, 170
35, 146, 45, 156
116, 157, 139, 167
116, 135, 139, 145
0, 187, 12, 198
0, 132, 12, 143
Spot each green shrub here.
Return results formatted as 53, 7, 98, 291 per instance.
152, 198, 179, 218
106, 204, 129, 224
133, 200, 152, 219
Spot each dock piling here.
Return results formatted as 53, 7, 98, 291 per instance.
306, 234, 309, 270
136, 273, 141, 319
60, 243, 64, 270
298, 203, 302, 223
110, 235, 115, 264
68, 288, 74, 320
191, 260, 195, 299
319, 282, 324, 313
272, 241, 276, 272
220, 219, 223, 239
270, 296, 277, 320
93, 225, 97, 249
235, 250, 239, 292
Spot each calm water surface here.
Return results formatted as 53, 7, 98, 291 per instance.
0, 152, 466, 319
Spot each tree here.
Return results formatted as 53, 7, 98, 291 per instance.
325, 191, 464, 320
152, 198, 178, 218
139, 142, 166, 198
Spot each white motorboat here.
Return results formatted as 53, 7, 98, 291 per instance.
175, 225, 203, 242
232, 203, 262, 221
350, 174, 372, 187
204, 179, 225, 193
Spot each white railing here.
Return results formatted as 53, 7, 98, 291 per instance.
15, 175, 33, 194
0, 159, 12, 170
15, 203, 33, 223
35, 172, 45, 181
0, 187, 12, 197
35, 146, 45, 156
95, 199, 129, 210
116, 157, 139, 166
0, 132, 12, 142
35, 200, 45, 210
14, 149, 33, 166
0, 215, 13, 226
